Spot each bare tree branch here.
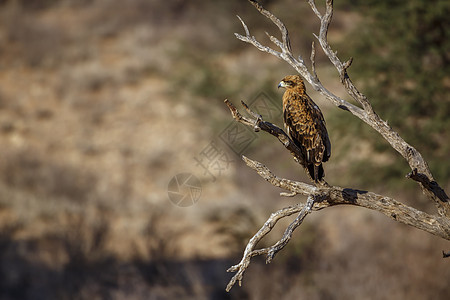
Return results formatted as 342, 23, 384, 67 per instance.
225, 99, 311, 180
224, 101, 450, 291
225, 102, 450, 241
241, 150, 450, 240
226, 195, 317, 292
225, 0, 450, 292
234, 0, 449, 215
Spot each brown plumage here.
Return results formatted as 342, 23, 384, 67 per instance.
278, 75, 331, 182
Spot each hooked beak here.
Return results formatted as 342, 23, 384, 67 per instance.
278, 81, 285, 89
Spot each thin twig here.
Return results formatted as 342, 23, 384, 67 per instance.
310, 41, 318, 80
224, 99, 312, 176
266, 195, 316, 263
225, 194, 322, 292
226, 201, 309, 291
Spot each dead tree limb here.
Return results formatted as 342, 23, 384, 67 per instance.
225, 0, 450, 292
225, 101, 450, 292
235, 0, 449, 215
226, 195, 316, 291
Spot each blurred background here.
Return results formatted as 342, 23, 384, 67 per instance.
0, 0, 448, 299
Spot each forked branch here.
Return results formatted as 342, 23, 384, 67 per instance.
226, 195, 316, 291
225, 0, 450, 292
235, 0, 449, 215
224, 102, 450, 291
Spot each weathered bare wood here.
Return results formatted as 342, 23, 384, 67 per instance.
235, 0, 449, 215
226, 103, 450, 241
224, 99, 310, 177
225, 0, 450, 292
224, 101, 450, 291
226, 196, 315, 291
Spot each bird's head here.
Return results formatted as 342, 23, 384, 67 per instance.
278, 75, 306, 91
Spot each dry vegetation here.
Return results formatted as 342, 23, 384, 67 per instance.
0, 0, 448, 299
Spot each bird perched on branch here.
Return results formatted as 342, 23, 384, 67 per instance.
278, 75, 331, 182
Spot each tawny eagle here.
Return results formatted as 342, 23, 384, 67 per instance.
278, 75, 331, 182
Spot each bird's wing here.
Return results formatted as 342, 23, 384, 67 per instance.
313, 102, 331, 162
284, 93, 329, 166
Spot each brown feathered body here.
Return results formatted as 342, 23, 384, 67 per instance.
278, 75, 331, 182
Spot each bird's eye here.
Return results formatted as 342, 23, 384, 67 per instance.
286, 81, 294, 86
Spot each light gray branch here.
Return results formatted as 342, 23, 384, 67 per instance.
236, 0, 365, 122
235, 0, 449, 215
241, 154, 450, 240
224, 99, 312, 179
225, 0, 450, 293
226, 195, 317, 292
224, 100, 450, 291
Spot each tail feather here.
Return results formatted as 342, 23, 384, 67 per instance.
307, 163, 325, 182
